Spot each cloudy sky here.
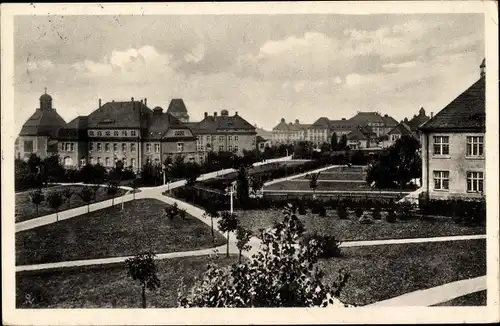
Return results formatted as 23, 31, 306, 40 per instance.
14, 14, 484, 132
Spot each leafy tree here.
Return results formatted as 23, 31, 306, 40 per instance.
29, 189, 45, 217
125, 252, 161, 308
218, 211, 240, 257
79, 186, 95, 213
130, 178, 140, 200
164, 203, 181, 220
249, 176, 264, 195
178, 204, 350, 307
309, 172, 320, 197
331, 132, 338, 151
61, 187, 74, 209
42, 155, 65, 184
236, 167, 250, 206
46, 191, 64, 221
338, 134, 347, 151
203, 202, 219, 242
235, 227, 252, 263
141, 161, 162, 186
27, 153, 43, 174
107, 180, 119, 207
185, 162, 201, 187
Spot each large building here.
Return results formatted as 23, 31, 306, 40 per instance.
348, 111, 399, 138
419, 59, 485, 200
17, 95, 257, 170
271, 118, 309, 144
385, 107, 431, 147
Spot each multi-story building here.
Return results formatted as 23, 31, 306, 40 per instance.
348, 111, 398, 137
385, 107, 431, 147
345, 126, 378, 150
271, 118, 309, 144
17, 91, 67, 160
188, 110, 257, 162
419, 59, 485, 200
306, 117, 354, 146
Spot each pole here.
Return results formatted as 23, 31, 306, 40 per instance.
121, 191, 125, 211
230, 187, 233, 214
163, 169, 166, 185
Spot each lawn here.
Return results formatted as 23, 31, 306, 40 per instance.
264, 180, 379, 191
433, 290, 487, 306
236, 209, 486, 241
16, 254, 239, 308
323, 239, 486, 306
295, 173, 366, 181
16, 199, 226, 265
15, 185, 128, 223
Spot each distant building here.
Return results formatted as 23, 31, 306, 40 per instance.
348, 111, 398, 137
346, 126, 377, 150
166, 98, 190, 123
271, 118, 309, 144
256, 135, 271, 152
419, 59, 485, 200
17, 90, 67, 160
307, 117, 353, 146
385, 107, 431, 147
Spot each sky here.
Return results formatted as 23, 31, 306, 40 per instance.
14, 14, 484, 132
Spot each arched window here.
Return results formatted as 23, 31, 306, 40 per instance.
80, 157, 86, 166
64, 156, 73, 166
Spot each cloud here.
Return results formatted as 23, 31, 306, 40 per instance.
184, 43, 206, 63
26, 60, 55, 71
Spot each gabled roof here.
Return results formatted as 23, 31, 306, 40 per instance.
19, 108, 67, 137
349, 112, 383, 124
191, 114, 256, 134
256, 135, 268, 143
309, 117, 331, 129
145, 112, 194, 140
406, 111, 430, 132
346, 128, 369, 141
382, 115, 399, 126
388, 122, 413, 136
166, 99, 188, 114
420, 77, 485, 132
87, 101, 152, 129
272, 119, 291, 131
329, 119, 355, 130
255, 126, 273, 139
57, 116, 88, 140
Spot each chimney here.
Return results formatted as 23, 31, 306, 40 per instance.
235, 111, 238, 116
295, 119, 299, 124
431, 112, 434, 118
131, 97, 134, 102
144, 98, 147, 106
140, 99, 143, 105
98, 98, 102, 108
214, 111, 217, 117
480, 58, 485, 78
204, 112, 208, 118
281, 118, 285, 123
341, 118, 346, 120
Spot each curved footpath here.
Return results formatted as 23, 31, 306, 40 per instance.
14, 162, 487, 306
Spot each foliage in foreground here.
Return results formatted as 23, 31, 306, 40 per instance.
178, 205, 351, 308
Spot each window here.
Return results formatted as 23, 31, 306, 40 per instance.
123, 158, 127, 167
219, 145, 224, 151
80, 157, 86, 166
467, 172, 484, 192
466, 136, 484, 157
97, 131, 102, 137
70, 143, 74, 151
97, 143, 102, 151
105, 157, 110, 167
155, 143, 160, 153
235, 136, 239, 141
212, 136, 216, 141
131, 158, 136, 168
122, 143, 127, 152
206, 136, 210, 141
433, 171, 450, 190
105, 143, 110, 152
23, 140, 34, 153
89, 130, 95, 136
391, 134, 400, 141
90, 157, 95, 164
177, 142, 184, 152
234, 145, 239, 152
174, 130, 185, 136
131, 143, 136, 152
146, 143, 152, 153
131, 131, 137, 137
228, 145, 233, 152
114, 157, 118, 165
114, 131, 119, 137
105, 131, 111, 136
97, 157, 102, 165
113, 143, 118, 152
433, 136, 449, 155
219, 136, 224, 142
89, 142, 94, 151
228, 135, 232, 141
63, 156, 73, 166
122, 130, 128, 137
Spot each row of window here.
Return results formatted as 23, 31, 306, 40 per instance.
88, 130, 138, 137
197, 135, 242, 142
433, 170, 484, 193
89, 142, 161, 153
433, 136, 484, 157
61, 143, 75, 152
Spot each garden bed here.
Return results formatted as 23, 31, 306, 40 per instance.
15, 185, 128, 223
235, 209, 486, 241
432, 290, 487, 306
326, 239, 486, 306
264, 180, 415, 192
16, 255, 239, 308
16, 199, 226, 265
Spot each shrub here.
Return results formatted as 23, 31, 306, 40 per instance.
354, 207, 364, 218
317, 205, 327, 217
371, 206, 382, 220
337, 205, 348, 219
301, 232, 342, 258
385, 208, 396, 223
297, 202, 307, 215
396, 201, 414, 220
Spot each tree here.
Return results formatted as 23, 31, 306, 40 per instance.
46, 191, 64, 221
235, 227, 252, 263
178, 204, 350, 307
338, 134, 347, 151
125, 251, 161, 308
79, 186, 95, 213
164, 202, 181, 220
309, 172, 320, 197
184, 162, 201, 187
218, 211, 239, 257
42, 155, 65, 184
203, 202, 219, 242
249, 176, 264, 196
236, 167, 250, 207
331, 132, 338, 151
107, 180, 119, 207
29, 189, 45, 217
61, 187, 74, 209
130, 178, 140, 200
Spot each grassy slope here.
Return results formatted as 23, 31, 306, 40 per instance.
433, 290, 487, 306
16, 199, 226, 265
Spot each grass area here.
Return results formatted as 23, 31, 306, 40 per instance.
264, 180, 379, 191
15, 185, 128, 223
16, 255, 239, 308
323, 239, 486, 306
236, 209, 486, 241
295, 173, 365, 181
433, 290, 487, 306
16, 199, 226, 265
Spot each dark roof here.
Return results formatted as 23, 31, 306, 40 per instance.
19, 108, 67, 137
329, 119, 355, 130
40, 93, 53, 101
256, 135, 268, 143
406, 110, 430, 132
349, 112, 383, 124
272, 119, 291, 131
57, 116, 89, 140
309, 117, 331, 129
145, 112, 195, 140
382, 115, 398, 126
388, 123, 413, 136
347, 128, 369, 141
420, 77, 485, 132
166, 99, 188, 114
87, 101, 152, 129
191, 114, 256, 134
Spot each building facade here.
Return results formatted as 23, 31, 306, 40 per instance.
272, 118, 309, 144
420, 60, 485, 200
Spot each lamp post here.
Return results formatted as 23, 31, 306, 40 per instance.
226, 181, 236, 214
163, 163, 173, 192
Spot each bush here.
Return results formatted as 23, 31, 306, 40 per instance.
371, 206, 382, 220
301, 232, 341, 258
317, 205, 327, 217
396, 201, 414, 220
337, 205, 348, 219
297, 203, 307, 215
385, 208, 396, 223
354, 207, 364, 218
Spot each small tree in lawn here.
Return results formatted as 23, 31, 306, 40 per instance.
29, 189, 45, 217
250, 176, 264, 196
203, 202, 219, 242
309, 172, 320, 198
164, 203, 181, 220
331, 132, 338, 151
61, 187, 74, 209
47, 191, 64, 221
130, 178, 140, 200
107, 181, 119, 207
125, 251, 160, 308
235, 226, 252, 263
79, 186, 95, 213
185, 162, 201, 187
218, 211, 239, 257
